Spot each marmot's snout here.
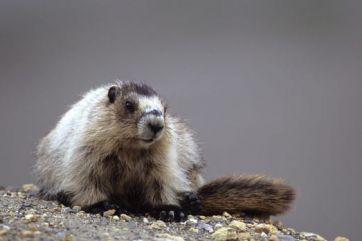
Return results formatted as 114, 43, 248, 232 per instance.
138, 108, 165, 144
148, 121, 164, 134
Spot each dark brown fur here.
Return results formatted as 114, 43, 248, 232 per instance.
197, 175, 296, 216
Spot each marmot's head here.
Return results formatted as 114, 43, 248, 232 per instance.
107, 81, 167, 148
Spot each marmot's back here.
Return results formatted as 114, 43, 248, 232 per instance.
35, 86, 111, 197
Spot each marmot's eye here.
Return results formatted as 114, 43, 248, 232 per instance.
124, 101, 135, 113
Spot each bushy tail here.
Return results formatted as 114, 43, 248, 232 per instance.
197, 175, 295, 216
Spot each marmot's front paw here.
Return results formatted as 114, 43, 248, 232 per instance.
180, 192, 201, 214
151, 205, 186, 222
83, 201, 121, 215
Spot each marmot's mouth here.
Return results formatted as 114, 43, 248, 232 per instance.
140, 138, 154, 143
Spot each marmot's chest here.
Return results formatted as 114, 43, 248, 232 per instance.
103, 153, 165, 210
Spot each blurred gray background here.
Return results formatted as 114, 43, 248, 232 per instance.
1, 1, 361, 240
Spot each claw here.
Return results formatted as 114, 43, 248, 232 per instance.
168, 210, 175, 221
159, 210, 167, 221
179, 211, 185, 221
151, 205, 186, 222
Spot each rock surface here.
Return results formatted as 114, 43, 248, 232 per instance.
0, 185, 349, 241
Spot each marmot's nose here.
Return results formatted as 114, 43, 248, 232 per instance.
148, 123, 164, 134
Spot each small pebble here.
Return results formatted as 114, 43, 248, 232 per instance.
120, 213, 132, 221
21, 184, 39, 193
334, 237, 349, 241
238, 232, 251, 240
65, 234, 76, 241
187, 217, 198, 224
0, 229, 8, 236
214, 223, 223, 230
255, 224, 277, 234
62, 207, 74, 214
25, 213, 39, 222
56, 232, 76, 241
143, 217, 149, 223
56, 231, 66, 239
272, 220, 284, 230
212, 215, 227, 222
315, 235, 327, 241
299, 232, 326, 241
228, 220, 246, 231
269, 234, 280, 241
197, 222, 214, 233
21, 230, 35, 238
112, 215, 120, 220
76, 211, 85, 217
277, 235, 296, 241
222, 211, 232, 218
103, 209, 116, 217
0, 225, 10, 231
150, 220, 167, 229
189, 227, 199, 233
300, 232, 316, 238
211, 227, 237, 241
72, 206, 82, 212
155, 233, 185, 241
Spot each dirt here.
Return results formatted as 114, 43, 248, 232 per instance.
0, 185, 346, 241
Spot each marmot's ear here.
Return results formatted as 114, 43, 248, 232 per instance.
108, 86, 121, 103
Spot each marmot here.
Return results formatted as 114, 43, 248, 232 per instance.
35, 81, 295, 221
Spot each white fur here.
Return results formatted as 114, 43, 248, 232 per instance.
138, 96, 164, 113
36, 86, 111, 205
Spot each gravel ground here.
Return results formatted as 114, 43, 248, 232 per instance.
0, 184, 349, 241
